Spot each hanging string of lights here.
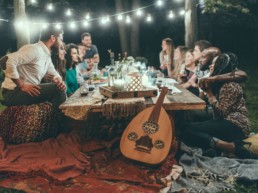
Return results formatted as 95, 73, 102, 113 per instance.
0, 0, 185, 30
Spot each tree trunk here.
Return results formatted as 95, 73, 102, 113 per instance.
14, 0, 30, 49
185, 0, 198, 48
115, 0, 129, 55
130, 0, 140, 57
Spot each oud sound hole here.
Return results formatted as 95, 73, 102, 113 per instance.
142, 121, 159, 134
127, 132, 138, 141
154, 140, 165, 149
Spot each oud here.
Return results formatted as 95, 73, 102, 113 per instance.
120, 87, 174, 165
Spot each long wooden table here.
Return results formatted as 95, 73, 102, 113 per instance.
60, 84, 206, 120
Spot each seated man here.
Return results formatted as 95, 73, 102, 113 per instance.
81, 32, 100, 64
77, 44, 94, 80
1, 28, 67, 131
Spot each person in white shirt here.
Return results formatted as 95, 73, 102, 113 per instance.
1, 28, 67, 132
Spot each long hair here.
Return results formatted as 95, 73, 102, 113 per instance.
51, 46, 66, 81
65, 43, 78, 70
211, 52, 238, 95
161, 38, 175, 69
171, 46, 188, 78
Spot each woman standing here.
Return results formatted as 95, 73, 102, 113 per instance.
159, 38, 174, 77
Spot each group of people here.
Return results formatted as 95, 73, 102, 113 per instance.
160, 38, 255, 158
49, 32, 100, 97
0, 28, 99, 132
0, 26, 255, 159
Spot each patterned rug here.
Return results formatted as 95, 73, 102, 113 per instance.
0, 133, 177, 193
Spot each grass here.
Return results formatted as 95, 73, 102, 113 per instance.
0, 90, 5, 111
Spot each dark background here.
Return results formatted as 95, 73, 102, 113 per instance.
0, 0, 257, 69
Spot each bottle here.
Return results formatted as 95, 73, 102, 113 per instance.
118, 53, 121, 62
123, 52, 127, 62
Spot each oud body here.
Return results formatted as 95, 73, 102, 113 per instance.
120, 88, 173, 165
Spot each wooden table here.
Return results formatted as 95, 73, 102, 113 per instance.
60, 84, 206, 120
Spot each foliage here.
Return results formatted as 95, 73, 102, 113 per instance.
202, 0, 250, 14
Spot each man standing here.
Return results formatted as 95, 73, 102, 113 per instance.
81, 32, 100, 64
1, 28, 67, 131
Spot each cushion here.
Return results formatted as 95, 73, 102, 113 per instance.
0, 103, 57, 144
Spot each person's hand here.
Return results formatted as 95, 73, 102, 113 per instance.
43, 74, 54, 82
20, 82, 41, 97
53, 77, 66, 91
199, 77, 215, 91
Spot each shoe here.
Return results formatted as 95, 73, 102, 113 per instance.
234, 140, 258, 159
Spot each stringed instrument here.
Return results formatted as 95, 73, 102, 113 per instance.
120, 87, 174, 165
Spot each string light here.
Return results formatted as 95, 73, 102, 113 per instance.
146, 14, 152, 22
66, 9, 72, 16
69, 22, 76, 29
14, 21, 24, 29
85, 13, 90, 20
42, 23, 49, 29
55, 23, 62, 29
179, 9, 185, 16
30, 0, 37, 4
156, 0, 164, 7
136, 9, 143, 16
83, 20, 90, 27
0, 19, 8, 22
168, 10, 175, 19
101, 16, 110, 25
125, 15, 131, 24
117, 14, 123, 21
47, 3, 54, 11
0, 1, 186, 29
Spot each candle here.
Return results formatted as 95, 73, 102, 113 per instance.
114, 79, 125, 91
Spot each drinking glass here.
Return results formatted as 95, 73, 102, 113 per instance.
80, 82, 89, 96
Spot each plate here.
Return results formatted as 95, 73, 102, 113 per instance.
91, 78, 109, 84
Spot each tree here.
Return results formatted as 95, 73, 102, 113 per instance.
13, 0, 30, 49
115, 0, 141, 57
185, 0, 198, 48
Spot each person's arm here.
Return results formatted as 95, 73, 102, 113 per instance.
199, 70, 247, 89
46, 61, 66, 91
5, 45, 41, 96
206, 83, 240, 117
92, 45, 100, 64
159, 52, 167, 70
214, 70, 247, 83
181, 74, 197, 89
65, 80, 73, 97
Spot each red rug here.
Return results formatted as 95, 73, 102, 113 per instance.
0, 134, 177, 193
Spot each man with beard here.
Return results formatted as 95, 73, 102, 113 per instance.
1, 28, 67, 130
81, 32, 100, 64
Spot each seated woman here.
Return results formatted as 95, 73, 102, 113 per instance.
178, 49, 199, 96
65, 44, 84, 97
181, 53, 252, 158
170, 45, 188, 79
44, 42, 66, 82
159, 38, 174, 77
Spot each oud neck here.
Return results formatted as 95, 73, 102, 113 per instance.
148, 87, 168, 123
